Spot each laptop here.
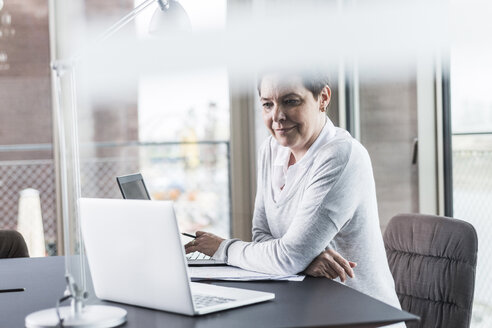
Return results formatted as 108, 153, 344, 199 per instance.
116, 173, 226, 266
80, 198, 275, 316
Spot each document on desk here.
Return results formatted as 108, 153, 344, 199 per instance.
188, 266, 305, 282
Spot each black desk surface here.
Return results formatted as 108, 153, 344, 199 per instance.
0, 256, 418, 328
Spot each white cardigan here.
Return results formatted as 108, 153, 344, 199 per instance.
214, 121, 403, 313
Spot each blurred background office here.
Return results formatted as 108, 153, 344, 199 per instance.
0, 0, 490, 326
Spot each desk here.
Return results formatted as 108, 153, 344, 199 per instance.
0, 256, 418, 328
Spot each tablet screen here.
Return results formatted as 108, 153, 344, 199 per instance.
117, 174, 151, 200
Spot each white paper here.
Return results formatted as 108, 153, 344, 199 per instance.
188, 266, 305, 282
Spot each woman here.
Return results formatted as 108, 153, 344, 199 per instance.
185, 72, 402, 312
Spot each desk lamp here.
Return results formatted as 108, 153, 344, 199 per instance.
25, 1, 190, 327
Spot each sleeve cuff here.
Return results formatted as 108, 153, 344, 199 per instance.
212, 238, 240, 262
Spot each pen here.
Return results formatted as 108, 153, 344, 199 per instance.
181, 232, 196, 239
0, 288, 25, 294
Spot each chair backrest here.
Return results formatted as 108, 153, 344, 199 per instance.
384, 214, 478, 328
0, 230, 29, 258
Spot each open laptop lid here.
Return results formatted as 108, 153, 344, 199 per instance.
80, 198, 195, 315
116, 173, 151, 200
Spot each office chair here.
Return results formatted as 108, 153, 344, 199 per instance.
384, 214, 478, 328
0, 230, 29, 258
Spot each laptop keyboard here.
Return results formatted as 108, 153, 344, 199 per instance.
193, 294, 236, 309
186, 251, 211, 261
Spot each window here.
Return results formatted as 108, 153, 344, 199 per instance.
0, 1, 57, 256
71, 0, 231, 238
450, 0, 492, 324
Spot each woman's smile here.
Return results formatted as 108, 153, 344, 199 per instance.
274, 126, 296, 135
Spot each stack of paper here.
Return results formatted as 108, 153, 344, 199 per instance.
188, 266, 305, 282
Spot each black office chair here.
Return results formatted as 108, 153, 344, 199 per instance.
384, 214, 478, 328
0, 230, 29, 258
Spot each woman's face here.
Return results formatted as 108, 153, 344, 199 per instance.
260, 75, 330, 157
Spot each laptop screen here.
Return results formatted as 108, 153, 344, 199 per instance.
116, 173, 151, 200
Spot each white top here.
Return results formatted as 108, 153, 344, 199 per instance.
214, 120, 403, 315
271, 119, 336, 202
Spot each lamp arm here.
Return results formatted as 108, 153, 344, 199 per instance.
68, 0, 170, 63
92, 0, 163, 47
55, 0, 169, 70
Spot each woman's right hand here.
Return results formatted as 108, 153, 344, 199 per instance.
304, 249, 357, 282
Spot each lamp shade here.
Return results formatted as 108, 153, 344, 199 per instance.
149, 0, 191, 36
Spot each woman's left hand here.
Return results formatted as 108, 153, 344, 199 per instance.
184, 231, 225, 257
304, 249, 357, 282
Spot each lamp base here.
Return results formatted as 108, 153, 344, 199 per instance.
25, 305, 127, 328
